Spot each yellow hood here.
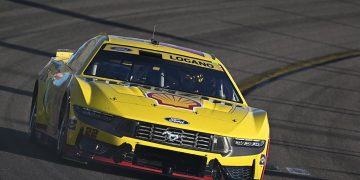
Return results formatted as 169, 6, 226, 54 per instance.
71, 78, 268, 139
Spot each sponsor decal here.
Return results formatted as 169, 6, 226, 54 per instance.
103, 44, 133, 53
162, 130, 181, 142
169, 55, 214, 68
260, 154, 266, 165
146, 92, 201, 111
164, 117, 189, 125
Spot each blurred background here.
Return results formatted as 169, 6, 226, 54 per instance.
0, 0, 359, 179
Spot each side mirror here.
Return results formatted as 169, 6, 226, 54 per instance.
55, 49, 74, 63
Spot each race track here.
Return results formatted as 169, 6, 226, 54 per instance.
1, 0, 359, 179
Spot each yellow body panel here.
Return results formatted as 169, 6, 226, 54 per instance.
55, 49, 74, 63
70, 78, 268, 139
35, 35, 269, 179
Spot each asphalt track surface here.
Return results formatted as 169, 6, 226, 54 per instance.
0, 0, 360, 179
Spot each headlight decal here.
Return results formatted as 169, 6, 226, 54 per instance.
73, 105, 137, 138
74, 105, 114, 123
211, 136, 267, 157
212, 135, 230, 155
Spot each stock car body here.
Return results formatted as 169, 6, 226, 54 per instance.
29, 34, 270, 180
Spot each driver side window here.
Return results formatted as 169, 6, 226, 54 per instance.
67, 38, 98, 72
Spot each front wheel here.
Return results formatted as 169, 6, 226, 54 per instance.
56, 95, 70, 157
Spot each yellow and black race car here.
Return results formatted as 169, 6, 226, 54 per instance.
29, 34, 270, 180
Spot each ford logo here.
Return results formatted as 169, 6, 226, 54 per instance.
164, 117, 189, 125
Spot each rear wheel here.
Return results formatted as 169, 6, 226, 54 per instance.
56, 95, 70, 157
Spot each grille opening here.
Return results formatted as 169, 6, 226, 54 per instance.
223, 166, 254, 180
134, 145, 207, 177
135, 122, 213, 151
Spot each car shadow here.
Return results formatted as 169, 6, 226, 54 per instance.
0, 84, 32, 97
0, 126, 175, 180
0, 126, 325, 180
0, 40, 53, 57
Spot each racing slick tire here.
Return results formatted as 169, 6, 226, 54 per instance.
56, 95, 70, 157
29, 86, 38, 143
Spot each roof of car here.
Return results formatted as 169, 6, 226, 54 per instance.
106, 35, 220, 63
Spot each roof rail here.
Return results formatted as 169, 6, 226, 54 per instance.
99, 32, 109, 41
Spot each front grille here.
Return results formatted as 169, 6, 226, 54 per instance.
223, 166, 253, 180
135, 122, 212, 151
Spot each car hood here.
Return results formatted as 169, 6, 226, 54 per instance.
71, 78, 268, 139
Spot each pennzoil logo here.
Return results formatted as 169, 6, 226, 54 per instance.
146, 92, 201, 111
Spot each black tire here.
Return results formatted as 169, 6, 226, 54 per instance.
29, 87, 38, 143
56, 95, 70, 157
211, 161, 226, 180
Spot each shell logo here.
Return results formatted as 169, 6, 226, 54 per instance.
146, 92, 201, 111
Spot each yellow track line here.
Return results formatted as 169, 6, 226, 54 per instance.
238, 50, 360, 92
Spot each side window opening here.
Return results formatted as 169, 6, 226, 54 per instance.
68, 38, 99, 72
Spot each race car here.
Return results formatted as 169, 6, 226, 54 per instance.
29, 34, 270, 180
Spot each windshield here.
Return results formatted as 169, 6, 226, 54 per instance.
83, 44, 241, 102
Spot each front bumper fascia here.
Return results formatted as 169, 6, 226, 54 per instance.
65, 111, 269, 179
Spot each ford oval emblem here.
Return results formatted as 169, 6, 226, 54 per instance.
164, 117, 189, 125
